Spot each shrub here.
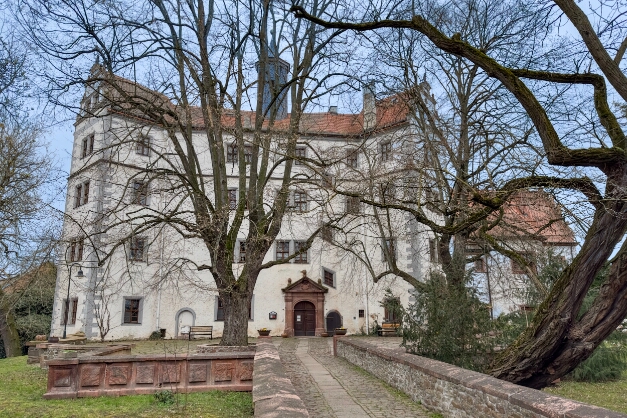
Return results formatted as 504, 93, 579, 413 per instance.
148, 331, 163, 340
153, 389, 175, 404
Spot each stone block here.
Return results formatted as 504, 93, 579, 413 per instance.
107, 364, 130, 385
136, 364, 155, 384
188, 363, 207, 383
80, 365, 102, 387
214, 362, 234, 382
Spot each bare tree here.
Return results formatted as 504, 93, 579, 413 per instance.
293, 0, 627, 388
20, 0, 352, 345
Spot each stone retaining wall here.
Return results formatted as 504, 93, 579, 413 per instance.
252, 340, 308, 417
335, 337, 627, 418
44, 351, 254, 399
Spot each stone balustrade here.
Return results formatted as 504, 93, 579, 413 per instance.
335, 337, 627, 418
44, 351, 254, 399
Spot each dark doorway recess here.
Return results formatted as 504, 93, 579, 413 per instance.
294, 301, 316, 336
326, 311, 342, 335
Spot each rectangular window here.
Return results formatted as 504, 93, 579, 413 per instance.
323, 269, 335, 287
74, 183, 82, 208
380, 142, 392, 162
275, 240, 290, 261
129, 237, 146, 261
475, 258, 487, 273
295, 147, 306, 165
132, 181, 148, 206
62, 298, 78, 325
358, 309, 365, 318
321, 225, 333, 243
346, 149, 358, 168
83, 181, 90, 205
227, 144, 252, 163
429, 238, 438, 263
384, 298, 401, 322
239, 241, 247, 263
293, 191, 308, 212
511, 255, 536, 274
228, 188, 237, 210
81, 135, 95, 159
123, 299, 140, 324
216, 296, 253, 321
383, 238, 397, 263
136, 136, 150, 156
294, 241, 308, 264
321, 172, 333, 188
346, 196, 360, 214
70, 238, 84, 262
381, 182, 396, 203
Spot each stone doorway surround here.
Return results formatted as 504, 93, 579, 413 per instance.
282, 271, 328, 337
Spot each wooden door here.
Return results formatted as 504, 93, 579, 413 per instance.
294, 301, 316, 336
326, 311, 342, 335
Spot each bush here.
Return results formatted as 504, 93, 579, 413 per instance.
148, 331, 163, 340
401, 271, 494, 371
153, 389, 176, 404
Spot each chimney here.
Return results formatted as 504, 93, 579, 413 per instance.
363, 82, 376, 130
328, 105, 338, 114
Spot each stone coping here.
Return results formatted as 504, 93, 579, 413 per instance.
336, 337, 627, 418
46, 352, 254, 366
253, 340, 308, 418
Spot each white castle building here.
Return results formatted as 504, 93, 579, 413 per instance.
50, 65, 576, 341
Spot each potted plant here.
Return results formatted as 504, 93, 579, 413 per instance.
334, 327, 347, 336
257, 328, 271, 337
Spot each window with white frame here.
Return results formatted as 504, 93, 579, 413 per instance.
238, 240, 247, 263
275, 240, 290, 261
132, 180, 148, 206
380, 141, 392, 161
323, 268, 335, 287
228, 188, 237, 210
62, 298, 79, 325
383, 238, 397, 263
346, 148, 358, 168
295, 146, 306, 165
69, 238, 84, 262
74, 181, 90, 208
129, 237, 146, 261
81, 134, 95, 159
293, 191, 308, 212
123, 298, 142, 324
346, 196, 360, 214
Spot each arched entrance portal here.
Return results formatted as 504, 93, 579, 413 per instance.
294, 301, 316, 336
326, 311, 342, 335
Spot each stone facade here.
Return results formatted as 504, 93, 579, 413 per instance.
335, 338, 627, 418
44, 351, 254, 399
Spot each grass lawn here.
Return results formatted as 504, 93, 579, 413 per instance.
543, 375, 627, 414
0, 355, 253, 418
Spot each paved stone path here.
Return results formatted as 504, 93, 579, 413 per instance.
277, 337, 431, 418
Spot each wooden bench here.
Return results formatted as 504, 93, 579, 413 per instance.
380, 323, 400, 337
188, 326, 213, 340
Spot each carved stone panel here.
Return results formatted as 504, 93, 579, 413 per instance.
239, 361, 253, 381
188, 363, 207, 383
53, 368, 72, 387
213, 362, 234, 382
107, 364, 130, 386
136, 364, 155, 384
160, 363, 180, 384
80, 365, 102, 387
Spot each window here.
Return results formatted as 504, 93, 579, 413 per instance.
321, 225, 333, 243
475, 258, 487, 273
81, 135, 95, 159
228, 188, 237, 210
383, 297, 401, 322
323, 269, 335, 287
293, 191, 308, 212
62, 298, 78, 325
380, 142, 392, 162
295, 147, 306, 165
381, 182, 396, 203
74, 181, 90, 208
511, 255, 536, 274
216, 296, 253, 321
275, 240, 290, 261
227, 144, 252, 163
346, 196, 360, 214
132, 181, 148, 206
358, 309, 365, 318
136, 136, 150, 156
129, 237, 146, 261
69, 238, 84, 262
294, 241, 308, 264
238, 241, 247, 263
123, 298, 141, 324
321, 172, 334, 188
346, 149, 358, 168
429, 238, 438, 263
383, 238, 397, 263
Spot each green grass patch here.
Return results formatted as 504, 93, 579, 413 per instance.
544, 375, 627, 414
0, 356, 253, 418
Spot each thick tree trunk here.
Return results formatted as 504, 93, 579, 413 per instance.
0, 302, 22, 357
489, 169, 627, 388
219, 291, 251, 347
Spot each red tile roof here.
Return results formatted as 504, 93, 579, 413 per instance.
488, 191, 576, 246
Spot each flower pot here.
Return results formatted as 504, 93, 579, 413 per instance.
258, 330, 271, 337
321, 332, 329, 337
334, 328, 347, 336
281, 332, 288, 338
